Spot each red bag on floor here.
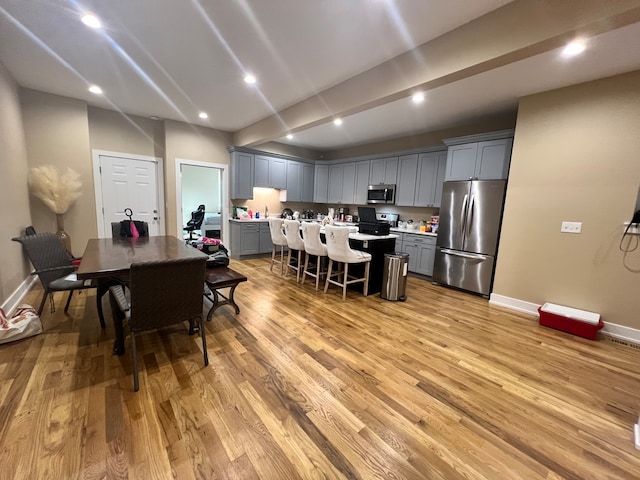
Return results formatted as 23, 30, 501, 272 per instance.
0, 305, 43, 345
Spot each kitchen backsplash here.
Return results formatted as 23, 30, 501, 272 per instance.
232, 188, 438, 221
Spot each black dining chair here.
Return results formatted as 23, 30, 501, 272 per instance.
111, 220, 149, 238
12, 232, 97, 318
108, 256, 208, 391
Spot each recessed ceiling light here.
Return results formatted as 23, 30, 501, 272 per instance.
149, 116, 160, 121
81, 14, 101, 29
562, 41, 586, 57
412, 92, 425, 104
88, 85, 102, 94
198, 112, 208, 119
244, 74, 257, 84
286, 134, 293, 140
333, 118, 343, 126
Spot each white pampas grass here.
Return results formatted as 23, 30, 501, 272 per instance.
28, 165, 82, 214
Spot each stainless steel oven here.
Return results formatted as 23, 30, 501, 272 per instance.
367, 184, 395, 204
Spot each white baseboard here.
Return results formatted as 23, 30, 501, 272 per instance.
1, 276, 37, 316
489, 294, 640, 346
489, 294, 540, 316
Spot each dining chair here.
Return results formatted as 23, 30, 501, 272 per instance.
108, 256, 208, 391
323, 225, 372, 300
12, 232, 97, 318
111, 221, 149, 238
267, 217, 288, 275
283, 219, 305, 283
300, 222, 328, 291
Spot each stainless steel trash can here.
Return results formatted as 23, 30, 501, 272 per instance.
381, 252, 409, 301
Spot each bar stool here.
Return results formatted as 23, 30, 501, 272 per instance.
323, 225, 371, 300
268, 217, 288, 274
300, 222, 328, 291
283, 219, 306, 283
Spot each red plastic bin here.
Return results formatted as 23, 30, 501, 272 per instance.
538, 303, 603, 340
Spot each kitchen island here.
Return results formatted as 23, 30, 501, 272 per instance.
320, 230, 399, 296
230, 218, 399, 295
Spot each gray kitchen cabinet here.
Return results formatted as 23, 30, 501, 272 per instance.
254, 155, 287, 188
401, 233, 437, 276
230, 151, 254, 200
395, 154, 419, 206
414, 150, 447, 207
285, 161, 302, 201
328, 162, 356, 204
302, 163, 315, 203
354, 160, 370, 205
259, 222, 272, 253
370, 156, 398, 185
445, 138, 512, 181
283, 161, 315, 203
229, 221, 272, 258
314, 164, 329, 203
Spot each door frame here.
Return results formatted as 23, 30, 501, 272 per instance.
175, 158, 229, 248
92, 149, 166, 238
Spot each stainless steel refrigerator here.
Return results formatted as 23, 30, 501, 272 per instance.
433, 179, 506, 296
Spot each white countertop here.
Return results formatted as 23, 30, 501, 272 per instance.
390, 227, 437, 237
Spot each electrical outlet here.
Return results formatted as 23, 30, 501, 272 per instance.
561, 221, 582, 234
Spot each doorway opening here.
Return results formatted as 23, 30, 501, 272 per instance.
175, 159, 229, 247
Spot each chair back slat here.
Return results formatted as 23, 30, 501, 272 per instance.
128, 257, 206, 332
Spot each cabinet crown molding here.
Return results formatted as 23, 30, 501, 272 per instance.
443, 129, 515, 146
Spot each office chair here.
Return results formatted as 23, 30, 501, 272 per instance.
184, 204, 206, 241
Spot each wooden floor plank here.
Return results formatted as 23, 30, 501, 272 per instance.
1, 257, 639, 479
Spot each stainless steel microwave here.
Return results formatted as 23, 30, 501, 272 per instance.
367, 184, 395, 204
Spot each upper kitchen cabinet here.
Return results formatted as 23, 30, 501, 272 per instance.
395, 154, 419, 206
369, 157, 398, 185
302, 163, 315, 203
354, 160, 370, 205
230, 151, 254, 200
415, 151, 447, 207
314, 164, 329, 203
283, 161, 315, 202
254, 155, 287, 189
328, 162, 356, 204
396, 150, 447, 207
444, 130, 514, 181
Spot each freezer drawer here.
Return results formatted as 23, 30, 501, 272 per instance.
432, 247, 495, 296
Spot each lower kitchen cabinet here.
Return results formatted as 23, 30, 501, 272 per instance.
399, 233, 436, 276
229, 221, 273, 259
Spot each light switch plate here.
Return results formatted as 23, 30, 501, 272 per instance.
561, 221, 582, 234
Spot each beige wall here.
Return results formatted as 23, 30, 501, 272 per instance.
494, 70, 640, 330
164, 119, 233, 236
20, 89, 95, 257
88, 106, 164, 159
0, 63, 32, 306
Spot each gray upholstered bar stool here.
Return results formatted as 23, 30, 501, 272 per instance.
283, 219, 306, 283
268, 217, 288, 274
300, 222, 328, 291
323, 225, 371, 300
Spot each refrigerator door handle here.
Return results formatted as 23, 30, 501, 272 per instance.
460, 194, 468, 237
466, 195, 475, 238
440, 248, 489, 261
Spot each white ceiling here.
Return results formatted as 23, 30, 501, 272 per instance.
1, 1, 639, 152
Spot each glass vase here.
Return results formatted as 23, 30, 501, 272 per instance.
56, 213, 72, 255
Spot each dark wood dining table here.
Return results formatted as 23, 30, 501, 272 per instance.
76, 235, 207, 354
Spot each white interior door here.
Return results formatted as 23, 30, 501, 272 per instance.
93, 151, 164, 237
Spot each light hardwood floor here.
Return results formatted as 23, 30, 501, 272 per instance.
1, 257, 639, 479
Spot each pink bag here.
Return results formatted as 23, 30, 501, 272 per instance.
0, 304, 42, 345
